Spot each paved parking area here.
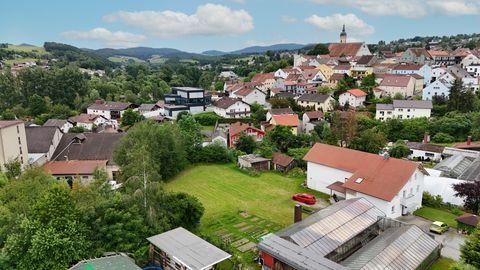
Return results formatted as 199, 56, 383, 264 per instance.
396, 215, 466, 260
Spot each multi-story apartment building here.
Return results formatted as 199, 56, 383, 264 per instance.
0, 121, 28, 169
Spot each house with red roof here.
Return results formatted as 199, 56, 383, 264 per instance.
376, 74, 416, 98
339, 89, 367, 108
304, 143, 428, 218
228, 122, 264, 148
269, 114, 300, 135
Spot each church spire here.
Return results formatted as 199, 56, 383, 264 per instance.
340, 24, 347, 44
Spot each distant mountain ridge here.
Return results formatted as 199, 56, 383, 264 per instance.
86, 43, 308, 61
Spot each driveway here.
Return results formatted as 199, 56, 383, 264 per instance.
396, 215, 466, 261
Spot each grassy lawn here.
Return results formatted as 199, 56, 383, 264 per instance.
414, 206, 460, 228
429, 257, 456, 270
108, 56, 145, 63
165, 164, 329, 268
6, 44, 48, 55
4, 57, 39, 65
165, 164, 328, 228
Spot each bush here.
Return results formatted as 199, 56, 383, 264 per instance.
422, 192, 444, 208
194, 112, 220, 126
287, 168, 305, 178
432, 132, 455, 143
200, 142, 233, 163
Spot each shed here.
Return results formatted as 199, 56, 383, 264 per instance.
272, 152, 295, 172
147, 227, 231, 270
456, 213, 480, 234
238, 154, 271, 171
69, 254, 141, 270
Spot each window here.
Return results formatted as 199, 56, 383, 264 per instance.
391, 206, 395, 214
403, 190, 406, 197
82, 176, 89, 179
19, 147, 22, 155
18, 137, 21, 145
417, 185, 420, 193
16, 126, 20, 134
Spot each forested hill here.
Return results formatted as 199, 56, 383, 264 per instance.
44, 42, 116, 70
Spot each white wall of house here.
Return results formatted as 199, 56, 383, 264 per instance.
214, 102, 251, 119
338, 93, 366, 108
306, 162, 353, 194
375, 109, 394, 121
356, 43, 372, 56
424, 169, 466, 206
243, 89, 266, 105
461, 54, 480, 68
431, 68, 446, 82
408, 149, 442, 162
393, 107, 431, 120
466, 65, 480, 78
189, 106, 205, 114
0, 123, 29, 169
378, 82, 415, 97
86, 109, 112, 120
422, 80, 450, 100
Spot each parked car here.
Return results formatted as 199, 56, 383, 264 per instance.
429, 221, 449, 234
292, 193, 316, 205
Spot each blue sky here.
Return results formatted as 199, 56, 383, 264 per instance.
1, 0, 480, 52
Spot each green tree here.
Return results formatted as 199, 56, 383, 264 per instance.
317, 85, 333, 95
199, 72, 214, 90
268, 125, 296, 152
448, 78, 464, 111
235, 133, 257, 154
349, 128, 387, 154
178, 113, 203, 162
3, 185, 88, 270
389, 141, 410, 158
360, 73, 376, 100
250, 103, 266, 124
28, 94, 48, 116
3, 159, 22, 179
307, 44, 329, 55
432, 132, 455, 143
120, 108, 144, 127
460, 227, 480, 268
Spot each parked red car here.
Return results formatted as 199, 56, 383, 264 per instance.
292, 193, 316, 205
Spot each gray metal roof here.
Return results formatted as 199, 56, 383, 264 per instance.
277, 198, 385, 257
147, 227, 231, 270
172, 87, 204, 92
341, 225, 439, 270
458, 156, 480, 181
435, 154, 475, 178
69, 254, 141, 270
393, 100, 433, 109
257, 234, 347, 270
376, 103, 394, 110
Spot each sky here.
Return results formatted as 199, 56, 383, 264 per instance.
1, 0, 480, 53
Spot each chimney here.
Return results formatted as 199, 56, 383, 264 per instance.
423, 132, 430, 144
95, 99, 105, 105
383, 152, 390, 160
467, 136, 472, 145
294, 204, 302, 223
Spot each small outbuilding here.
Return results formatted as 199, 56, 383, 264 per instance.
272, 152, 295, 173
69, 253, 141, 270
238, 154, 271, 171
147, 227, 231, 270
456, 213, 480, 234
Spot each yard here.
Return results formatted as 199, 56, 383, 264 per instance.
428, 257, 456, 270
414, 206, 460, 228
165, 164, 329, 267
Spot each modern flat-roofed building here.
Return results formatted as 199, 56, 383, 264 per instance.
164, 87, 206, 118
0, 120, 28, 169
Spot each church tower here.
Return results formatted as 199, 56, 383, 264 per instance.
340, 24, 347, 44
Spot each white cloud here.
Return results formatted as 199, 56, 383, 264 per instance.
281, 15, 297, 23
103, 4, 254, 37
305, 14, 375, 36
309, 0, 480, 17
244, 38, 289, 47
427, 0, 480, 15
61, 28, 146, 48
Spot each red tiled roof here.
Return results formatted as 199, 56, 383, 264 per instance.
347, 89, 367, 97
379, 75, 413, 88
326, 181, 347, 193
69, 114, 104, 124
271, 88, 283, 94
454, 141, 480, 149
304, 111, 324, 120
408, 48, 432, 59
304, 143, 421, 201
234, 87, 255, 97
43, 160, 108, 175
229, 122, 263, 137
428, 50, 450, 57
456, 213, 480, 227
330, 73, 345, 81
251, 73, 275, 83
333, 64, 351, 70
328, 43, 364, 57
272, 152, 295, 167
271, 114, 299, 127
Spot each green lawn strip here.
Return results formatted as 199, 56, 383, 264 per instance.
4, 57, 39, 65
414, 206, 460, 228
428, 257, 456, 270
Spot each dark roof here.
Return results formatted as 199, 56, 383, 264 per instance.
69, 254, 141, 270
406, 142, 444, 153
458, 157, 480, 181
272, 152, 295, 167
69, 114, 105, 124
137, 104, 157, 111
276, 92, 295, 99
88, 101, 132, 111
269, 108, 294, 115
376, 103, 394, 110
304, 111, 324, 120
44, 119, 70, 128
0, 120, 22, 129
393, 100, 433, 109
147, 227, 231, 269
456, 213, 480, 227
51, 133, 124, 165
356, 55, 375, 66
172, 87, 204, 92
214, 97, 246, 109
25, 126, 60, 153
297, 94, 330, 103
330, 73, 346, 81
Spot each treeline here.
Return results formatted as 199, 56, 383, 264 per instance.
44, 42, 116, 70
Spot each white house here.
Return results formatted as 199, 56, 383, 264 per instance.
339, 89, 367, 108
230, 87, 266, 105
390, 63, 432, 85
466, 64, 480, 78
422, 79, 451, 100
304, 143, 427, 218
302, 111, 324, 133
69, 114, 110, 130
43, 119, 74, 133
461, 53, 480, 68
406, 142, 445, 162
376, 75, 416, 98
213, 97, 251, 118
87, 100, 134, 120
219, 71, 239, 81
431, 67, 447, 82
375, 100, 432, 121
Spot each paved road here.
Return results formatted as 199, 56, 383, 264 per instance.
397, 215, 466, 260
